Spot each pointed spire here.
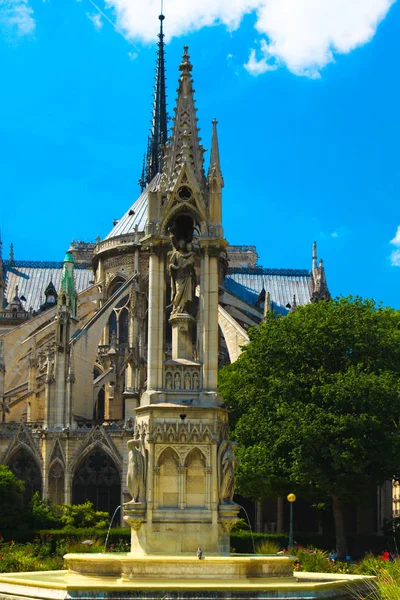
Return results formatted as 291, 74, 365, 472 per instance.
290, 294, 297, 313
310, 241, 331, 302
138, 154, 146, 192
312, 241, 317, 270
9, 243, 15, 267
144, 13, 168, 186
263, 291, 271, 320
163, 45, 205, 189
208, 118, 224, 185
58, 251, 78, 316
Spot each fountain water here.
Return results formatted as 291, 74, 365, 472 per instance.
104, 505, 121, 552
237, 504, 256, 554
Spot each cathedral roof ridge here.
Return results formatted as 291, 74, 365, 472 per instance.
4, 260, 91, 270
227, 266, 310, 277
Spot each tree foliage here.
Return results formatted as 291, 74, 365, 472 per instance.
219, 297, 400, 554
0, 465, 25, 530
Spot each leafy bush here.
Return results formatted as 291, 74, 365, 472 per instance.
59, 501, 109, 530
231, 518, 250, 532
25, 492, 61, 530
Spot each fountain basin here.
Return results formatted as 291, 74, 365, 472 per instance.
0, 556, 375, 600
66, 552, 297, 579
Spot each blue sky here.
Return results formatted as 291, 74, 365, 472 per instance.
0, 0, 399, 307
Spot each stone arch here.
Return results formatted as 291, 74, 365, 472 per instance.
106, 274, 127, 298
71, 447, 121, 515
184, 447, 206, 508
161, 203, 206, 237
6, 445, 42, 504
157, 447, 179, 508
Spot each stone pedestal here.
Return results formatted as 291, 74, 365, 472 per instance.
170, 313, 195, 361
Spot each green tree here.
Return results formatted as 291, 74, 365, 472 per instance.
219, 297, 400, 556
0, 465, 25, 530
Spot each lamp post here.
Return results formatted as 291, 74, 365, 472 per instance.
287, 493, 296, 549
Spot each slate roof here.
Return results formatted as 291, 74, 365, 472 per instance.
224, 267, 311, 315
3, 261, 93, 312
105, 173, 161, 240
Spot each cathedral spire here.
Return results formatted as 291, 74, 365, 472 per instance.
144, 13, 168, 185
162, 46, 205, 189
208, 118, 223, 186
310, 241, 331, 302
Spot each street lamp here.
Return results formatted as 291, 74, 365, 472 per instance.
287, 493, 296, 548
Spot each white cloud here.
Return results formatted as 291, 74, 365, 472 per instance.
390, 249, 400, 267
105, 0, 396, 77
389, 226, 400, 266
87, 12, 103, 30
0, 0, 35, 36
390, 225, 400, 247
128, 50, 138, 60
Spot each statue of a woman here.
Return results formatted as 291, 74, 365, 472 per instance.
126, 439, 146, 503
218, 441, 235, 504
169, 240, 195, 315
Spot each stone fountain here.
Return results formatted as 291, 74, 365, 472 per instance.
0, 46, 374, 600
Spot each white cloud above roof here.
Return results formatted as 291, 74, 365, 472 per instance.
105, 0, 396, 77
0, 0, 35, 36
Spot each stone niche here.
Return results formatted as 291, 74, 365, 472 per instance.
164, 361, 201, 392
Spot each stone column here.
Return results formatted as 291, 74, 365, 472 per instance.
205, 466, 212, 510
178, 466, 187, 509
147, 252, 160, 391
157, 252, 166, 388
208, 254, 219, 391
153, 466, 160, 509
201, 248, 210, 389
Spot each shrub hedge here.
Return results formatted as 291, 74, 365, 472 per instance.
0, 528, 396, 558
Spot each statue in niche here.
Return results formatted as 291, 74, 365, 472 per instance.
184, 372, 191, 390
193, 371, 199, 390
166, 372, 173, 389
126, 439, 146, 503
218, 441, 236, 504
169, 239, 195, 315
174, 372, 181, 389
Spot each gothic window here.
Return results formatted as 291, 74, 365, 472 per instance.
8, 448, 42, 505
107, 280, 129, 347
72, 450, 120, 515
48, 462, 65, 505
93, 387, 105, 422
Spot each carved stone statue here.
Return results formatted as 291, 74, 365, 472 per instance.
218, 441, 235, 504
126, 439, 146, 503
169, 240, 195, 315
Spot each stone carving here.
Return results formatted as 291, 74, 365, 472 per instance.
193, 371, 199, 390
174, 372, 181, 390
155, 443, 210, 466
184, 372, 191, 390
164, 365, 201, 391
150, 420, 216, 444
166, 372, 172, 389
218, 441, 236, 504
169, 240, 195, 315
126, 439, 146, 503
